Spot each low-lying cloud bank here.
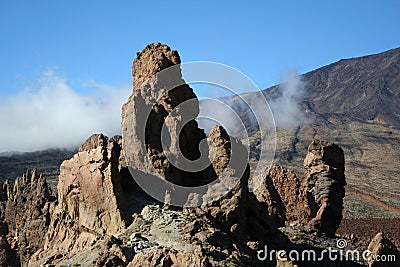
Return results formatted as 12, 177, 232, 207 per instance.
0, 70, 130, 152
0, 69, 308, 152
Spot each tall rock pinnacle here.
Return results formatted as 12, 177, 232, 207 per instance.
304, 140, 346, 236
122, 42, 214, 191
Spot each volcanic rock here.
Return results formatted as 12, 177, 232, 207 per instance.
122, 42, 214, 191
0, 169, 55, 266
0, 232, 19, 266
250, 164, 311, 230
26, 43, 364, 267
367, 232, 399, 267
42, 134, 130, 255
199, 125, 249, 235
304, 139, 346, 236
128, 246, 210, 267
207, 126, 231, 176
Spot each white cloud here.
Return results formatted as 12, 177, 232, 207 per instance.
269, 70, 309, 128
0, 70, 131, 152
197, 70, 309, 137
0, 69, 308, 152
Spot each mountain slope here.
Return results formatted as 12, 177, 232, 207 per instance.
265, 47, 400, 127
0, 149, 75, 189
257, 47, 400, 218
303, 47, 400, 127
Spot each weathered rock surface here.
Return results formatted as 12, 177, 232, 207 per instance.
199, 125, 250, 236
52, 133, 127, 237
125, 204, 265, 267
0, 228, 20, 266
128, 247, 211, 267
207, 126, 231, 176
29, 134, 139, 265
122, 42, 213, 189
0, 221, 19, 266
250, 164, 312, 230
367, 232, 399, 267
0, 169, 55, 266
304, 139, 346, 236
131, 42, 181, 93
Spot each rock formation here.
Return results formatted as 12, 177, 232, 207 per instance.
207, 126, 232, 176
15, 43, 396, 267
304, 139, 346, 236
0, 224, 19, 266
247, 139, 346, 237
250, 164, 311, 230
367, 232, 399, 267
199, 125, 249, 236
122, 42, 214, 189
0, 169, 55, 266
31, 134, 137, 263
128, 247, 211, 267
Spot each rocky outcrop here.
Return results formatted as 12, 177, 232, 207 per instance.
131, 43, 181, 93
0, 169, 55, 266
0, 222, 19, 266
25, 43, 358, 266
250, 165, 311, 230
61, 134, 127, 230
304, 140, 346, 236
248, 140, 345, 236
207, 126, 231, 176
199, 125, 249, 236
367, 232, 399, 267
35, 134, 133, 261
122, 42, 213, 189
128, 247, 210, 267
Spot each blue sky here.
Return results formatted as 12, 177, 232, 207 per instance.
1, 1, 399, 94
0, 1, 399, 151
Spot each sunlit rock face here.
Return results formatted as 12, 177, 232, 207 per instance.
122, 42, 215, 189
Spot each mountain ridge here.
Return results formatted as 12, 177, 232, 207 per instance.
254, 47, 400, 218
265, 46, 400, 128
